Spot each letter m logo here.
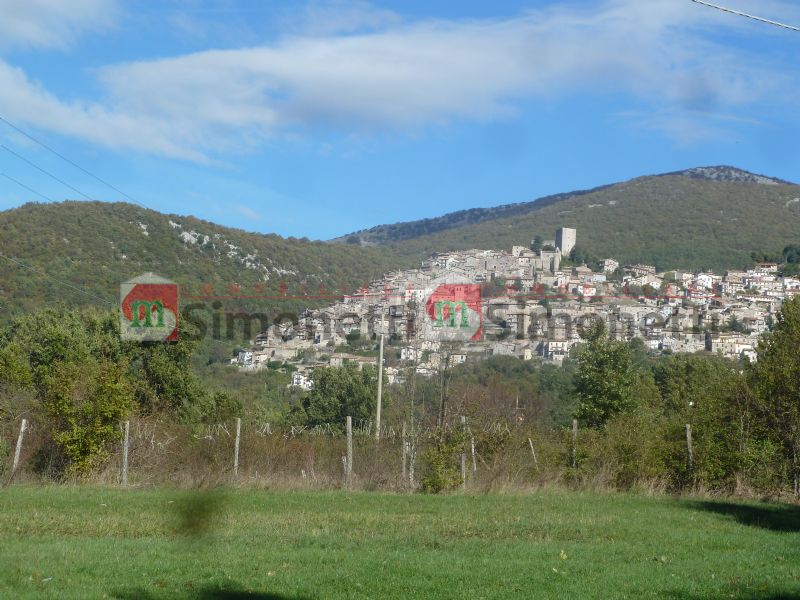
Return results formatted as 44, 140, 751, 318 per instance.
130, 300, 164, 328
120, 273, 179, 342
425, 282, 482, 341
434, 300, 469, 328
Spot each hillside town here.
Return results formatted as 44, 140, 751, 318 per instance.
231, 227, 800, 387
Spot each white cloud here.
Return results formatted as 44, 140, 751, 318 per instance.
0, 0, 797, 159
0, 61, 207, 160
289, 0, 401, 35
233, 204, 262, 220
0, 0, 118, 50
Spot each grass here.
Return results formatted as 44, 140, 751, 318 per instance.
0, 487, 799, 599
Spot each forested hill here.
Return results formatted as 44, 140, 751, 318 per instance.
339, 167, 800, 272
0, 201, 411, 319
2, 166, 800, 319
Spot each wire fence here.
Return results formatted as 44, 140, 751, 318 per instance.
2, 415, 796, 499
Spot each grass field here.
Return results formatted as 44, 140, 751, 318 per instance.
0, 488, 798, 599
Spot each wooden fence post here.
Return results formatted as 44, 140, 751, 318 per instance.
12, 418, 27, 473
346, 416, 353, 488
409, 440, 416, 488
571, 419, 578, 469
234, 417, 242, 478
460, 416, 467, 490
121, 420, 130, 486
401, 421, 407, 486
528, 438, 539, 471
685, 423, 694, 470
471, 434, 477, 474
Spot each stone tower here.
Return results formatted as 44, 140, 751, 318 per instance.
555, 227, 576, 257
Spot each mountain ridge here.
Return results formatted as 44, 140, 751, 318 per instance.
2, 165, 800, 319
0, 200, 412, 319
333, 166, 795, 246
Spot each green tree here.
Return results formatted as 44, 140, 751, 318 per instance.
0, 306, 224, 473
642, 284, 658, 298
574, 322, 637, 427
748, 296, 800, 494
43, 359, 134, 475
0, 307, 134, 475
722, 315, 749, 333
568, 245, 596, 267
652, 354, 746, 488
293, 363, 380, 428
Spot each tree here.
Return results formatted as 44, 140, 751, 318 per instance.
642, 284, 658, 298
0, 306, 225, 474
293, 363, 380, 428
43, 359, 134, 475
748, 296, 800, 494
0, 307, 134, 475
531, 235, 543, 252
568, 245, 596, 267
722, 315, 748, 333
574, 322, 637, 427
651, 353, 748, 489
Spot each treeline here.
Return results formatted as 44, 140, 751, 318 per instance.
0, 201, 413, 319
751, 244, 800, 275
2, 300, 800, 498
418, 302, 800, 496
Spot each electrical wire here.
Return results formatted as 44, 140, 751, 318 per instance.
1, 144, 94, 201
0, 115, 149, 209
690, 0, 800, 31
1, 173, 54, 202
0, 252, 116, 307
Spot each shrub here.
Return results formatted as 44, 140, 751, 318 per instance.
420, 427, 468, 494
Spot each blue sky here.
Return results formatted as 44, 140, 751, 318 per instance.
1, 0, 799, 239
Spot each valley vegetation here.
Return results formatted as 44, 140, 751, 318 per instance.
2, 296, 800, 499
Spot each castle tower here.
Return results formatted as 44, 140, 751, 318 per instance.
555, 227, 576, 257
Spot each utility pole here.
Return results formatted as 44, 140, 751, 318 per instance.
375, 306, 385, 440
375, 333, 384, 440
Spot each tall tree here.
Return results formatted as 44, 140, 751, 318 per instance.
574, 322, 637, 427
748, 296, 800, 494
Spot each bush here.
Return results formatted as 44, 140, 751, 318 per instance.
420, 427, 468, 494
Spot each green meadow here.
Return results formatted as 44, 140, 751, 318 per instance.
0, 487, 798, 599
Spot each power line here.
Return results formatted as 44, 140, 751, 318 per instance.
1, 173, 54, 202
0, 115, 149, 209
1, 144, 94, 201
0, 252, 195, 338
690, 0, 800, 31
0, 121, 186, 331
0, 253, 116, 307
